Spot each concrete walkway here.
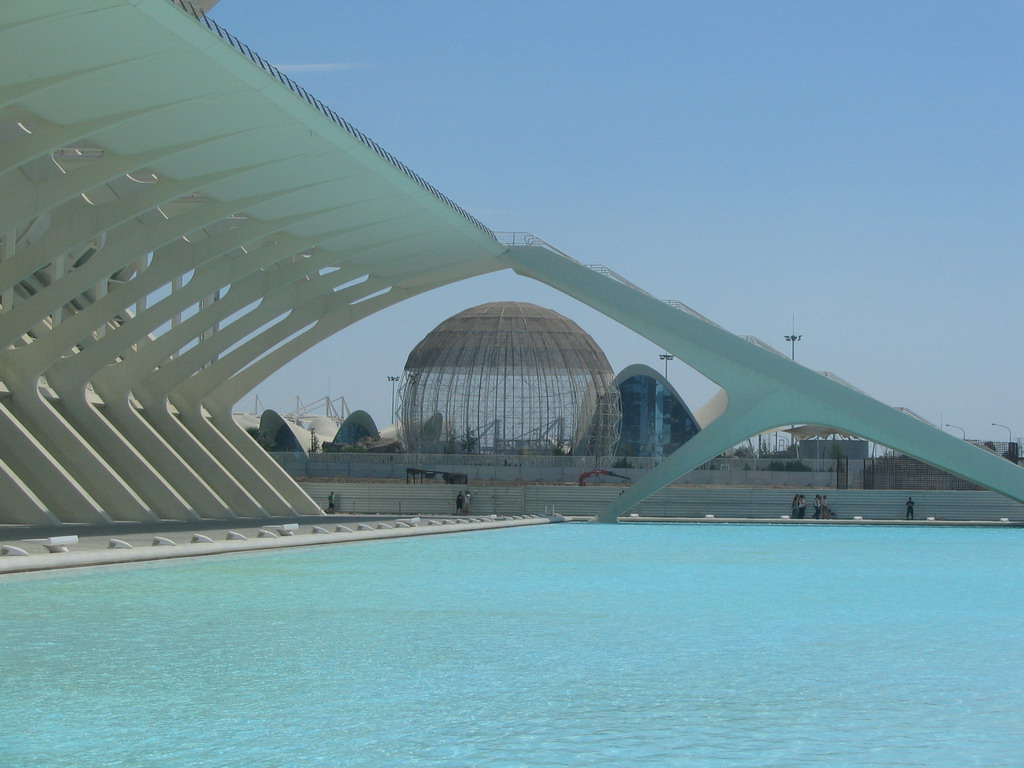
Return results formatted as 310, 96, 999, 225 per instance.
0, 514, 554, 575
615, 515, 1023, 526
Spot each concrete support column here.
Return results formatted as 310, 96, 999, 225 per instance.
0, 401, 110, 524
87, 382, 237, 520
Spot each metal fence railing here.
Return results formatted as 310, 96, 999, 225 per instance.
966, 440, 1022, 463
270, 451, 1010, 493
270, 452, 852, 475
863, 456, 984, 492
168, 0, 494, 240
495, 232, 721, 327
272, 451, 658, 471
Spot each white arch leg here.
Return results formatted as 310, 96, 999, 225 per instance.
503, 246, 1024, 521
48, 393, 197, 520
132, 397, 266, 518
129, 271, 414, 517
200, 276, 485, 516
87, 385, 237, 520
0, 452, 58, 525
0, 401, 109, 524
0, 365, 154, 521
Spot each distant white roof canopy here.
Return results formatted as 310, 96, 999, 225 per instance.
782, 425, 862, 441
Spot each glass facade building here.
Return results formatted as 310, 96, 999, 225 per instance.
613, 365, 700, 459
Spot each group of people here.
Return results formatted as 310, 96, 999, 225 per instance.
790, 493, 834, 519
323, 490, 475, 516
325, 488, 916, 520
789, 494, 918, 520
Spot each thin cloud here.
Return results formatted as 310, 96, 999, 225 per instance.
277, 62, 371, 73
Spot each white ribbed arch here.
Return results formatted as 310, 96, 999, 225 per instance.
0, 0, 505, 523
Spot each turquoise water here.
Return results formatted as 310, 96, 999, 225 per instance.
2, 524, 1022, 767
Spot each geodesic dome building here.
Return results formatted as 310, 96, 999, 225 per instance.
398, 302, 620, 456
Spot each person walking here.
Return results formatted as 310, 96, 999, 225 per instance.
790, 493, 801, 519
456, 491, 464, 514
797, 494, 806, 519
905, 497, 915, 520
326, 491, 335, 514
464, 491, 472, 514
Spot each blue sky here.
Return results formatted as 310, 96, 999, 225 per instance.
214, 0, 1022, 444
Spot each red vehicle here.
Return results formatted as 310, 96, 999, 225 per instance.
578, 469, 631, 486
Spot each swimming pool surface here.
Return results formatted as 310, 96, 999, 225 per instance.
2, 524, 1022, 767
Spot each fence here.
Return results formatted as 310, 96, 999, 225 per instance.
277, 452, 847, 472
275, 452, 845, 487
274, 451, 1022, 492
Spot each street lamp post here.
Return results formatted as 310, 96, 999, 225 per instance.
945, 424, 966, 440
992, 422, 1012, 443
658, 353, 674, 379
388, 375, 400, 424
992, 422, 1017, 463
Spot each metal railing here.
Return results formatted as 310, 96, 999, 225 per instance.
272, 451, 1007, 492
493, 232, 579, 260
818, 371, 870, 395
168, 0, 494, 240
695, 457, 841, 473
742, 336, 787, 358
269, 451, 854, 474
272, 451, 656, 470
585, 264, 651, 295
496, 232, 720, 327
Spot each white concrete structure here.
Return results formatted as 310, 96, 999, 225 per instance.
1, 0, 1022, 526
499, 247, 1024, 521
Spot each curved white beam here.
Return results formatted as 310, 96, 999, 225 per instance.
501, 246, 1024, 521
0, 0, 503, 522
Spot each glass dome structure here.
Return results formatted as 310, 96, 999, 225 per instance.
398, 302, 620, 455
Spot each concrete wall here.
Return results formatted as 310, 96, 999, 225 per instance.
279, 453, 842, 489
302, 482, 1024, 522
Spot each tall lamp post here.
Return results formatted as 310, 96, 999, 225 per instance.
784, 334, 802, 361
658, 353, 674, 379
946, 424, 966, 440
992, 422, 1012, 443
992, 422, 1016, 462
388, 375, 400, 424
782, 330, 801, 451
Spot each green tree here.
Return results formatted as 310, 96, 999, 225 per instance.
458, 429, 477, 454
246, 427, 274, 452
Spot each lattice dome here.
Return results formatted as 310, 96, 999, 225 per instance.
398, 302, 620, 455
